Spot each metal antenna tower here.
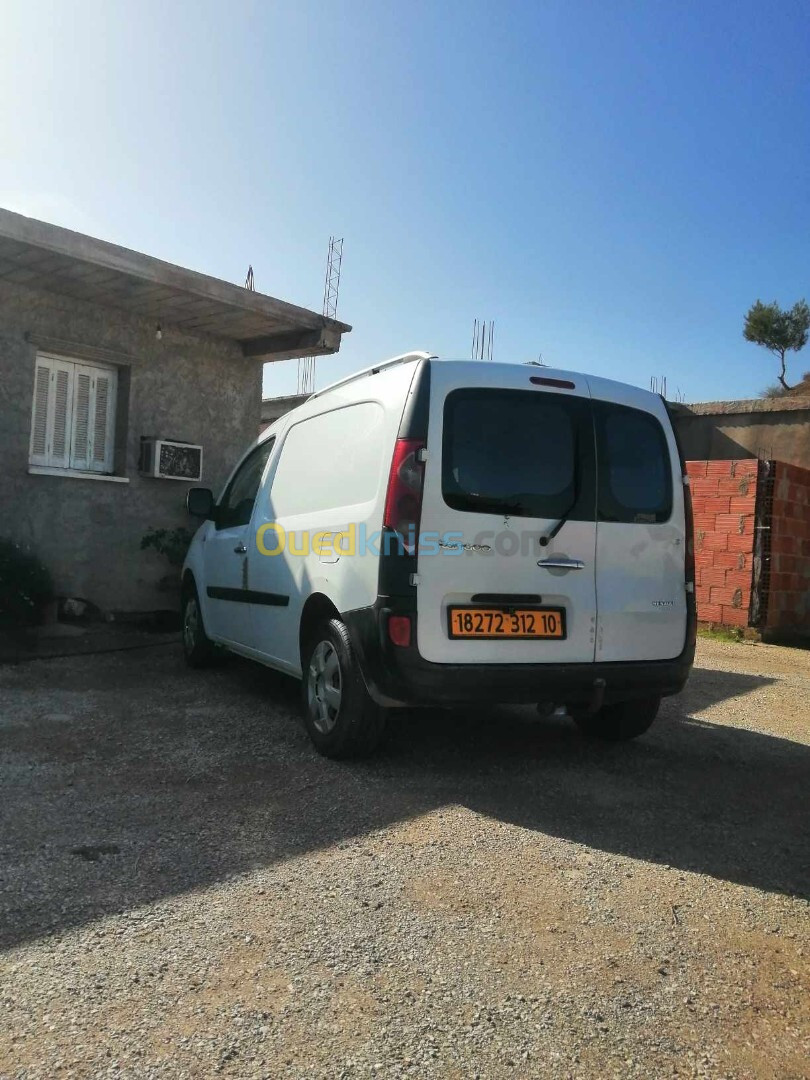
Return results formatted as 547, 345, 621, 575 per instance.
244, 265, 255, 291
298, 237, 344, 395
471, 318, 494, 361
322, 236, 343, 322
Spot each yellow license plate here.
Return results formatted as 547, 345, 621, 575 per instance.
448, 607, 566, 639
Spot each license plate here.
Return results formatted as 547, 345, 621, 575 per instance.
447, 607, 566, 640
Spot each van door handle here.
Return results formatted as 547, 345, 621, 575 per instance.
536, 558, 585, 570
233, 542, 247, 554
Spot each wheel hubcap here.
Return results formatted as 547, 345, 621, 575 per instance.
183, 598, 199, 652
307, 640, 342, 734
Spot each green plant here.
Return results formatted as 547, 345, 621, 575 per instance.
762, 370, 810, 399
762, 383, 791, 399
0, 538, 54, 628
140, 526, 195, 568
697, 626, 744, 644
744, 299, 810, 391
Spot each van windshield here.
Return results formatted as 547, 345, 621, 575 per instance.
442, 388, 590, 520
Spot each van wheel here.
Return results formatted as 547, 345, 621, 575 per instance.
571, 696, 660, 741
182, 584, 218, 668
301, 618, 387, 759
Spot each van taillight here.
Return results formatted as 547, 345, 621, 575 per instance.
383, 438, 425, 553
388, 615, 412, 647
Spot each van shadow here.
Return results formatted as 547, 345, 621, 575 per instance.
1, 652, 807, 952
387, 669, 807, 901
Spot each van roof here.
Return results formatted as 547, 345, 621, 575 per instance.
258, 354, 664, 443
310, 351, 435, 400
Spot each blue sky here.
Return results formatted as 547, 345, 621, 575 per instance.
2, 0, 808, 401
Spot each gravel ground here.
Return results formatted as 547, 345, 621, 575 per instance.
1, 638, 808, 1079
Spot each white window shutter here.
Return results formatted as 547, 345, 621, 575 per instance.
48, 362, 74, 469
90, 368, 117, 472
30, 355, 74, 468
29, 358, 53, 466
70, 367, 92, 471
32, 354, 117, 474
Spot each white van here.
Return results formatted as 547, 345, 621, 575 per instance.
181, 352, 695, 758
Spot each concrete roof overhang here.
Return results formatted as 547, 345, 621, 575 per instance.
0, 209, 350, 362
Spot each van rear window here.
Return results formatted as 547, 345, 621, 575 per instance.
595, 402, 673, 523
442, 388, 591, 520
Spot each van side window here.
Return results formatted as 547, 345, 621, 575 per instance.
217, 438, 275, 529
595, 403, 672, 523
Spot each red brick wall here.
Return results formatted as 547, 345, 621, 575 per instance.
686, 459, 759, 627
767, 461, 810, 631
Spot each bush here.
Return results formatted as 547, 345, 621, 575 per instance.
140, 526, 194, 568
0, 539, 54, 629
761, 370, 810, 399
762, 383, 790, 399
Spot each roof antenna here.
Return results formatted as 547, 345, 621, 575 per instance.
245, 265, 255, 291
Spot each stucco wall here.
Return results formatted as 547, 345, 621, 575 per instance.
0, 278, 261, 611
673, 403, 810, 469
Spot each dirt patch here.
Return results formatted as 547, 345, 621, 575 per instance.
0, 639, 808, 1078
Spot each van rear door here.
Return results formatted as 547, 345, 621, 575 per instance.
415, 362, 597, 665
589, 378, 688, 662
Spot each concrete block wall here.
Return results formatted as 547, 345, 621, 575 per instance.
672, 399, 810, 470
767, 461, 810, 632
686, 459, 759, 627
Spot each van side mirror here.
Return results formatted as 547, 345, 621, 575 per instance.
186, 487, 214, 518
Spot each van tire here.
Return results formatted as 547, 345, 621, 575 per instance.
181, 582, 218, 668
571, 696, 660, 741
301, 618, 387, 759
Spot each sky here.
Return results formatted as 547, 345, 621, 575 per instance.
1, 0, 808, 402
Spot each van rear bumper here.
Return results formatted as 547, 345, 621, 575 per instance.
344, 598, 696, 708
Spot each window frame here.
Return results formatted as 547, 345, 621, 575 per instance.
28, 352, 118, 476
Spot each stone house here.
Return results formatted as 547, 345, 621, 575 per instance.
0, 209, 349, 613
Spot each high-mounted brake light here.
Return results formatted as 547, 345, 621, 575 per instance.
530, 376, 576, 389
383, 437, 425, 553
